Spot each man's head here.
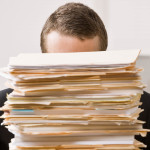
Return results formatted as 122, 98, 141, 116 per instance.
41, 2, 108, 53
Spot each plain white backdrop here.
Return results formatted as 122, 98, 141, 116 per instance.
0, 0, 150, 91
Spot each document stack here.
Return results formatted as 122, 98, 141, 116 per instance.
0, 49, 148, 150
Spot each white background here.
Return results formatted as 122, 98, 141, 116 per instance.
0, 0, 150, 92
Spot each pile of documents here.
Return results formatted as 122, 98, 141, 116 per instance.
0, 49, 148, 150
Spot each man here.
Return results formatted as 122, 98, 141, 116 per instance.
0, 2, 150, 150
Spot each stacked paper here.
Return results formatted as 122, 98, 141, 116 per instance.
0, 49, 148, 150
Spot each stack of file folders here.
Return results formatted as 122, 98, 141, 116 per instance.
0, 49, 148, 150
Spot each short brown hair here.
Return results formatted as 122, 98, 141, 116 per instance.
40, 2, 108, 53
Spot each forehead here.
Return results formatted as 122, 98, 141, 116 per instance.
46, 31, 100, 53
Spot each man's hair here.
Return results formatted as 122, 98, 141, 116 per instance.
40, 2, 108, 53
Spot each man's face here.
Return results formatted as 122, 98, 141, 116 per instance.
46, 31, 100, 53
